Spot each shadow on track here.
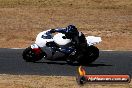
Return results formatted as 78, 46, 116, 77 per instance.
87, 63, 112, 67
34, 61, 112, 67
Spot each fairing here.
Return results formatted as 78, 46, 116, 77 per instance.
86, 36, 102, 46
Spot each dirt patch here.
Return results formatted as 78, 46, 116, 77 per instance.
0, 1, 132, 50
0, 7, 132, 50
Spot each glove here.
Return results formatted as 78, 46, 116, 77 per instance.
65, 33, 71, 39
50, 29, 56, 33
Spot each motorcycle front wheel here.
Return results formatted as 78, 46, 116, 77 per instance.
22, 47, 46, 62
78, 46, 99, 65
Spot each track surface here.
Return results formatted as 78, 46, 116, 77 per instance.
0, 48, 132, 76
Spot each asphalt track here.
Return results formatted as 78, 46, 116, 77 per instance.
0, 48, 132, 76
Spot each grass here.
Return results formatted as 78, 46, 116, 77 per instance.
0, 74, 131, 88
0, 0, 131, 9
0, 6, 132, 49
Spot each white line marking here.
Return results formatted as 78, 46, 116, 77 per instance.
10, 48, 25, 49
101, 50, 132, 51
101, 50, 116, 51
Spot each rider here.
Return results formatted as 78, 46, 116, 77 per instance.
46, 25, 87, 61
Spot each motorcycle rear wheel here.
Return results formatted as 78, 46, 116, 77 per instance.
22, 47, 46, 62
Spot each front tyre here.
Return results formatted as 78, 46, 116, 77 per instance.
22, 47, 46, 62
86, 46, 99, 63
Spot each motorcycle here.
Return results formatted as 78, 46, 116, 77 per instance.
22, 30, 102, 64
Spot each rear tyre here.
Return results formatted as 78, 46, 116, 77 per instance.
78, 46, 99, 65
22, 47, 46, 62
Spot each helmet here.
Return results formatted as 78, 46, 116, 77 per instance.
66, 25, 78, 36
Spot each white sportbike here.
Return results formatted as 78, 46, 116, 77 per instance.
22, 30, 102, 64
